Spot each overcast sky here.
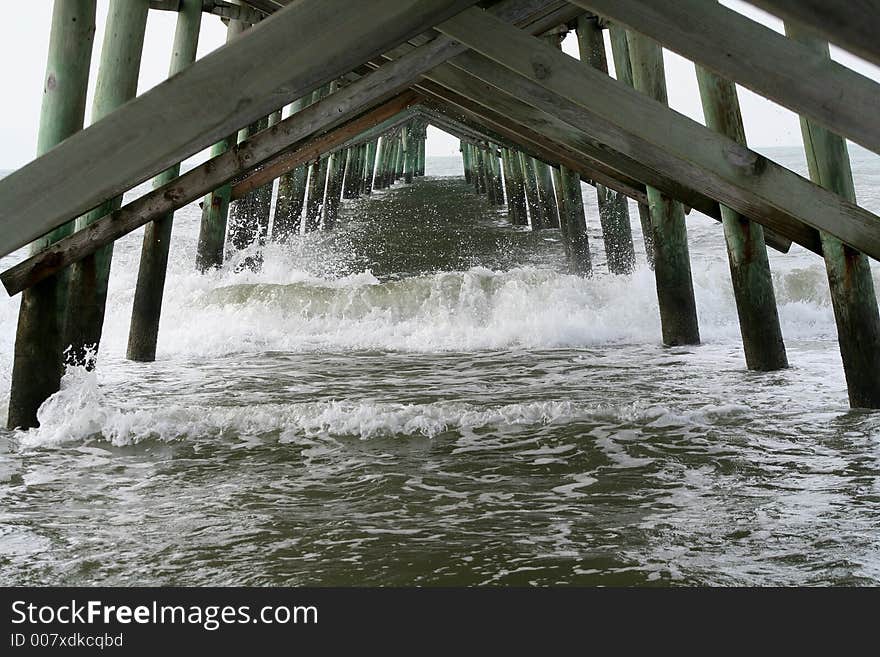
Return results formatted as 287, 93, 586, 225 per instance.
2, 1, 879, 169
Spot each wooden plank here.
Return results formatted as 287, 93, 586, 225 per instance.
231, 105, 419, 198
435, 9, 880, 259
421, 91, 651, 204
746, 0, 880, 68
576, 14, 636, 274
7, 0, 98, 431
372, 29, 800, 252
572, 0, 880, 154
627, 30, 700, 345
436, 57, 798, 256
129, 0, 202, 362
232, 1, 584, 201
64, 0, 150, 364
441, 52, 811, 252
697, 65, 788, 370
0, 0, 481, 258
1, 92, 420, 297
788, 22, 880, 408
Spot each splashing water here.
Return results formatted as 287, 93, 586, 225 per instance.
0, 152, 878, 586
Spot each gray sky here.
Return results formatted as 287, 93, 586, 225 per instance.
2, 1, 879, 168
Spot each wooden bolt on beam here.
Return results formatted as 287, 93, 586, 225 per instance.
7, 0, 97, 431
128, 0, 201, 363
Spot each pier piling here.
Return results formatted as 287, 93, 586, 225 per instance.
7, 0, 97, 429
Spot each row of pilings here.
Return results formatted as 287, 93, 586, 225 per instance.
7, 1, 880, 431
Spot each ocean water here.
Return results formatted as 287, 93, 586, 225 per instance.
0, 149, 879, 586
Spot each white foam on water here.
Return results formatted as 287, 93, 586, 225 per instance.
0, 150, 874, 441
15, 367, 755, 449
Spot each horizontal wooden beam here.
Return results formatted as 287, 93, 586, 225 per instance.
1, 0, 568, 294
573, 0, 880, 154
223, 0, 571, 195
149, 0, 182, 10
440, 10, 878, 257
0, 0, 480, 258
745, 0, 880, 68
230, 105, 420, 198
443, 57, 802, 254
419, 88, 651, 205
1, 92, 420, 297
365, 17, 795, 251
415, 108, 504, 148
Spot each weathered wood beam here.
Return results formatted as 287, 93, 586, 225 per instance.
436, 9, 880, 260
438, 53, 806, 252
573, 0, 880, 154
372, 29, 799, 252
788, 22, 880, 409
421, 91, 648, 206
231, 104, 420, 198
149, 0, 181, 10
205, 1, 265, 24
746, 0, 880, 68
65, 0, 150, 364
129, 0, 202, 363
7, 0, 97, 431
421, 90, 650, 204
414, 108, 511, 150
576, 14, 636, 275
697, 66, 788, 371
236, 1, 585, 204
1, 91, 419, 297
0, 0, 481, 258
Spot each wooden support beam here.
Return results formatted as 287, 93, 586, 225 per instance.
573, 0, 880, 155
363, 140, 378, 194
559, 165, 592, 275
253, 109, 420, 195
697, 66, 788, 371
576, 15, 636, 274
435, 9, 879, 260
608, 23, 654, 268
149, 0, 181, 10
0, 0, 481, 258
232, 107, 420, 199
128, 0, 202, 363
626, 30, 700, 345
65, 0, 149, 364
272, 97, 310, 242
379, 37, 793, 252
2, 93, 420, 297
421, 90, 649, 207
7, 0, 97, 431
747, 0, 880, 69
788, 23, 880, 409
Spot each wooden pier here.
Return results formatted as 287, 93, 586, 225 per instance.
3, 0, 880, 428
